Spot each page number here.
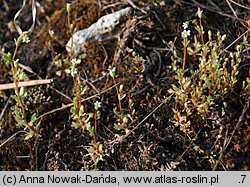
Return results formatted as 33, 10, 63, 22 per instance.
240, 175, 246, 183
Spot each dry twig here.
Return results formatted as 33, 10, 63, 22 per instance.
36, 83, 118, 121
228, 0, 250, 11
0, 79, 53, 91
213, 98, 249, 170
226, 0, 238, 18
0, 94, 11, 122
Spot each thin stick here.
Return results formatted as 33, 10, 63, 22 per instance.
177, 0, 245, 22
213, 99, 249, 170
224, 99, 249, 151
179, 130, 201, 159
0, 79, 53, 91
126, 93, 174, 138
228, 0, 250, 11
213, 128, 229, 171
3, 0, 9, 11
226, 0, 238, 19
36, 83, 118, 121
18, 60, 72, 102
124, 0, 147, 14
0, 95, 11, 122
0, 131, 27, 148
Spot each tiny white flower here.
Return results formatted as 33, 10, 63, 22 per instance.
70, 58, 81, 65
109, 66, 116, 78
70, 67, 78, 76
71, 58, 77, 64
213, 59, 219, 64
182, 22, 189, 29
22, 35, 30, 43
66, 3, 71, 13
181, 30, 191, 38
94, 101, 102, 110
49, 30, 54, 36
180, 88, 185, 93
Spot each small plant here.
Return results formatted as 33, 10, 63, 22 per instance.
69, 75, 104, 168
168, 8, 247, 132
84, 141, 104, 170
69, 75, 92, 132
3, 32, 37, 140
45, 30, 56, 60
109, 67, 134, 135
109, 66, 124, 114
62, 2, 106, 169
66, 3, 74, 36
64, 4, 90, 133
93, 100, 101, 142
